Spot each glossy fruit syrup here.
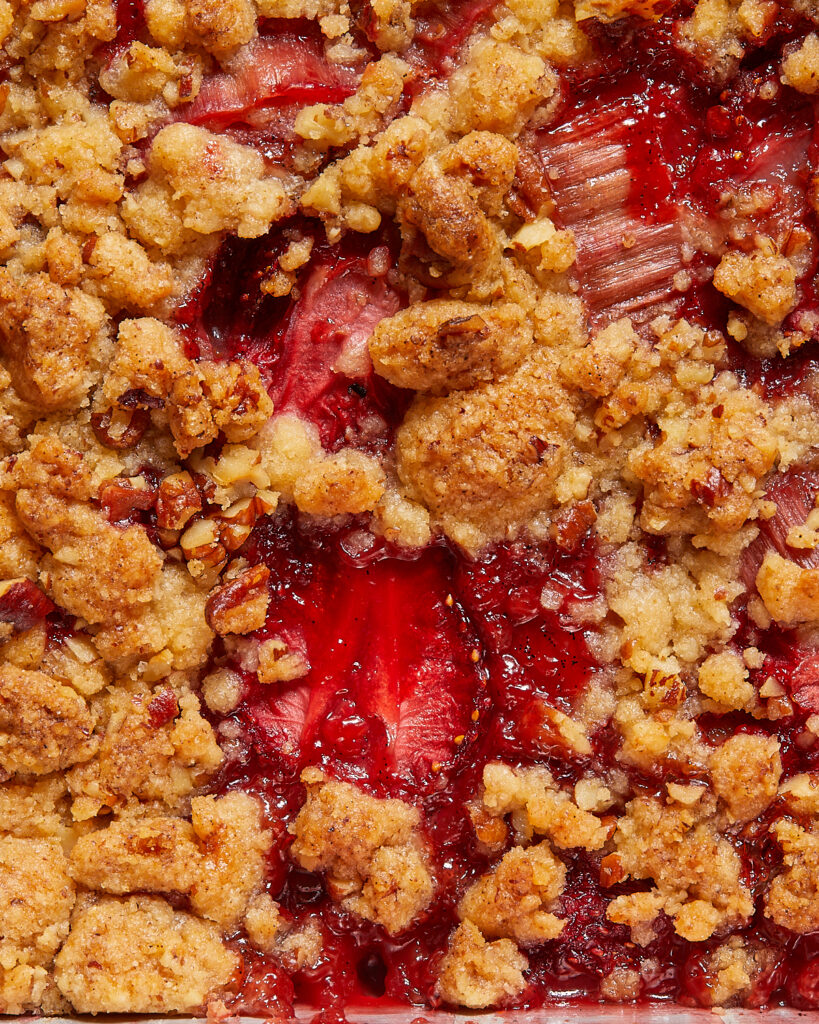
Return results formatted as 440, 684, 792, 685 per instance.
166, 3, 819, 1014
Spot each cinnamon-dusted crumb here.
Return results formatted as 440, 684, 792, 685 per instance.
189, 792, 273, 927
0, 836, 75, 1013
709, 732, 782, 823
144, 0, 256, 58
480, 762, 610, 850
0, 664, 98, 778
123, 124, 291, 253
0, 269, 109, 411
781, 33, 819, 91
396, 346, 579, 551
606, 794, 754, 943
698, 649, 756, 710
436, 920, 528, 1009
713, 249, 797, 325
0, 776, 70, 840
289, 768, 435, 934
69, 816, 202, 894
766, 819, 819, 932
66, 687, 221, 819
53, 895, 238, 1013
756, 550, 819, 624
694, 935, 780, 1006
369, 300, 532, 393
458, 842, 566, 944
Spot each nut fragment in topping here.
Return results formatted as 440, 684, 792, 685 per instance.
156, 472, 202, 530
204, 564, 270, 635
90, 407, 150, 450
0, 664, 98, 778
180, 517, 227, 573
436, 920, 528, 1009
53, 895, 239, 1013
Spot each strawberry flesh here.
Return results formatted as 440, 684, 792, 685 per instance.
178, 224, 411, 451
237, 512, 486, 794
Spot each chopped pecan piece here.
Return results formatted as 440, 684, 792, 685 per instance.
205, 564, 270, 635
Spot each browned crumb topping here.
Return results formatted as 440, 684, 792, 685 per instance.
53, 895, 239, 1013
0, 0, 817, 1006
436, 919, 528, 1009
289, 768, 435, 935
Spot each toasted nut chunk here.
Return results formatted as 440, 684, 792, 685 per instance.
205, 563, 270, 635
54, 895, 238, 1013
0, 664, 97, 778
436, 920, 527, 1009
156, 472, 202, 530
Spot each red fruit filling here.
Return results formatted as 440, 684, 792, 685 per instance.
178, 224, 411, 451
168, 6, 819, 1016
0, 579, 55, 633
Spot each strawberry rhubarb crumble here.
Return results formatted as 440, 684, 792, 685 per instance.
2, 0, 819, 1011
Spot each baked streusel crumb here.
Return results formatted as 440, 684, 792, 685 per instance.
2, 0, 819, 1011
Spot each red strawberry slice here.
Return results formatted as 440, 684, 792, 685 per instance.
180, 226, 410, 452
238, 513, 485, 793
181, 30, 359, 130
791, 653, 819, 714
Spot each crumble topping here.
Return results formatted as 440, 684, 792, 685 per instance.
0, 0, 819, 1010
289, 767, 435, 935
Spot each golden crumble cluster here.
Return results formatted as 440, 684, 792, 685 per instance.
1, 0, 819, 1010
